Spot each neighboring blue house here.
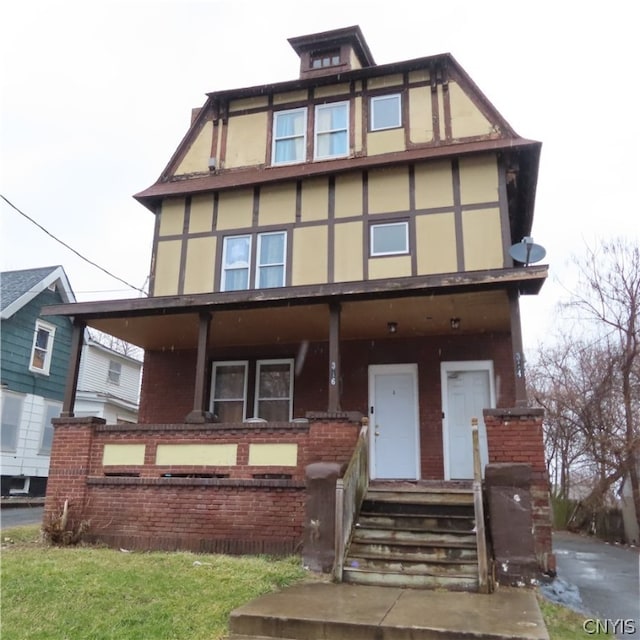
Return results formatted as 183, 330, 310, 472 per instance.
1, 266, 75, 497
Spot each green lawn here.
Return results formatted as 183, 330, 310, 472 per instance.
1, 524, 607, 639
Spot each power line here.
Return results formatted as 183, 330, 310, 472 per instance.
1, 194, 147, 295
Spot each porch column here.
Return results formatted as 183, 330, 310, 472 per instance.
185, 312, 214, 423
509, 289, 527, 406
328, 303, 341, 412
60, 318, 85, 418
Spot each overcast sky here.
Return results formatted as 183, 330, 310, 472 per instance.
1, 0, 638, 350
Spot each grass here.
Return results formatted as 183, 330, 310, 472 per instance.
2, 524, 611, 640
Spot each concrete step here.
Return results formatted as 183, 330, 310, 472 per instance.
351, 527, 477, 547
345, 555, 479, 576
358, 513, 476, 532
365, 489, 474, 506
342, 566, 479, 590
347, 541, 478, 562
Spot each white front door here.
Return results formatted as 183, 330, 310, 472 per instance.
369, 364, 420, 480
441, 362, 494, 480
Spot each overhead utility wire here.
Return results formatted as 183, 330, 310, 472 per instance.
1, 194, 147, 295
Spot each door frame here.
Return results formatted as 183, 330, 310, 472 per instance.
368, 363, 421, 480
440, 360, 496, 481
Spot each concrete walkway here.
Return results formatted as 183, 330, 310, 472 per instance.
229, 582, 549, 640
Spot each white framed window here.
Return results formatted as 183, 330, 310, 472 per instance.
254, 359, 294, 422
221, 234, 252, 292
29, 319, 56, 375
371, 94, 402, 131
272, 107, 307, 165
1, 393, 23, 452
210, 361, 249, 422
370, 221, 409, 256
39, 402, 61, 454
107, 360, 122, 385
315, 101, 349, 159
256, 232, 286, 289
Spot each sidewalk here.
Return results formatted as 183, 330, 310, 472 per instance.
0, 497, 45, 509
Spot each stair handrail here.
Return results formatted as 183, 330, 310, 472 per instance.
472, 417, 490, 593
334, 419, 369, 581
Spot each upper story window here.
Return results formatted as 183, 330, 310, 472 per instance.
310, 50, 340, 69
107, 360, 122, 385
1, 393, 23, 453
272, 108, 307, 165
221, 231, 287, 292
371, 94, 402, 131
29, 319, 56, 375
370, 221, 409, 256
315, 101, 349, 159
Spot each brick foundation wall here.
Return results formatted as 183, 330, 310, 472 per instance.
484, 408, 554, 574
44, 415, 360, 554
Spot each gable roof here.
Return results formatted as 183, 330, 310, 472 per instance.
0, 265, 76, 320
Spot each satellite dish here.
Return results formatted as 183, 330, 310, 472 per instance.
509, 236, 546, 266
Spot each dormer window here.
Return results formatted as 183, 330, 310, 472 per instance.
311, 50, 340, 69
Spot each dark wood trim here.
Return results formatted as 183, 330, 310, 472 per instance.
218, 100, 229, 168
361, 78, 369, 156
60, 319, 85, 417
328, 302, 341, 412
452, 159, 465, 272
211, 191, 219, 232
185, 312, 214, 423
327, 176, 336, 283
402, 78, 411, 148
148, 204, 162, 296
497, 154, 513, 266
177, 197, 191, 295
508, 289, 527, 406
430, 62, 440, 144
295, 180, 302, 222
442, 63, 452, 141
408, 165, 417, 275
362, 170, 369, 280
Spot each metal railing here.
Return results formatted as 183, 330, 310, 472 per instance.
333, 420, 369, 581
471, 417, 491, 593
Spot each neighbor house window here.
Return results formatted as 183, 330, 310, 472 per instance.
311, 50, 340, 69
254, 359, 294, 422
370, 221, 409, 256
371, 94, 402, 131
1, 393, 23, 452
221, 232, 286, 292
210, 361, 248, 422
39, 402, 61, 454
29, 320, 56, 375
314, 101, 349, 159
107, 360, 122, 385
272, 108, 307, 165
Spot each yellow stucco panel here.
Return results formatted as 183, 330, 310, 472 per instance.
368, 167, 410, 214
459, 155, 499, 205
189, 194, 215, 234
274, 90, 308, 105
301, 177, 329, 221
334, 221, 363, 282
335, 173, 363, 218
175, 120, 213, 175
225, 112, 268, 168
368, 255, 412, 280
416, 213, 457, 275
367, 128, 405, 156
102, 444, 145, 466
350, 50, 362, 70
449, 82, 495, 139
184, 236, 216, 294
248, 443, 298, 466
414, 161, 454, 209
153, 240, 181, 296
229, 96, 268, 112
292, 226, 328, 285
409, 69, 429, 84
259, 183, 296, 226
462, 207, 503, 270
159, 198, 185, 236
314, 83, 350, 99
217, 189, 253, 230
155, 444, 238, 466
368, 74, 403, 90
409, 86, 434, 144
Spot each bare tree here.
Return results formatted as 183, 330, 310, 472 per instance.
86, 328, 143, 361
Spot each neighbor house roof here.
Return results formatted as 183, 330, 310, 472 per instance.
0, 265, 76, 320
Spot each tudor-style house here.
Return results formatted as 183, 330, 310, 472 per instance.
43, 26, 552, 589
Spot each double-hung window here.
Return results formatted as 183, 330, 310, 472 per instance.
221, 232, 286, 291
107, 360, 122, 385
29, 320, 56, 375
371, 94, 402, 131
272, 108, 307, 165
254, 359, 294, 422
39, 402, 61, 454
315, 101, 349, 159
210, 361, 249, 422
1, 393, 23, 452
370, 221, 409, 256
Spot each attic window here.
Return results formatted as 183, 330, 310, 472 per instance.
310, 50, 340, 69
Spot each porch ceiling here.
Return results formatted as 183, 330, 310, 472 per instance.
87, 290, 511, 350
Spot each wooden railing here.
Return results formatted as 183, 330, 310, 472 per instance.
333, 420, 369, 581
472, 417, 491, 593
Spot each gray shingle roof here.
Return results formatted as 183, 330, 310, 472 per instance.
0, 266, 61, 312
